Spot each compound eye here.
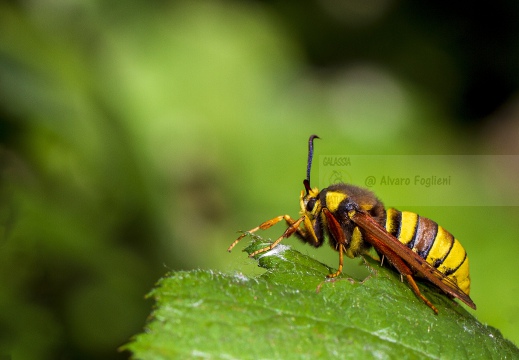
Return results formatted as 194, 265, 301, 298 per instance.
306, 198, 317, 212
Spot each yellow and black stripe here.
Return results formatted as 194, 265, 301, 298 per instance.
385, 208, 471, 295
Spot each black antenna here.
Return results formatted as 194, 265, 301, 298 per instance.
305, 135, 320, 192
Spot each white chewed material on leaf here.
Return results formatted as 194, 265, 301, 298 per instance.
258, 244, 290, 261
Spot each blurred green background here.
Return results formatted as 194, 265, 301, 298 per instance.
1, 1, 519, 358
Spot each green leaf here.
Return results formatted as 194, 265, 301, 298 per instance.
124, 237, 519, 359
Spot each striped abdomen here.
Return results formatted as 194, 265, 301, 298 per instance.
385, 208, 471, 295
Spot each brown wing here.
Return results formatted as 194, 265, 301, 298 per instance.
351, 210, 476, 310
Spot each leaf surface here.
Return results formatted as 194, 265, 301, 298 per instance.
125, 239, 519, 359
